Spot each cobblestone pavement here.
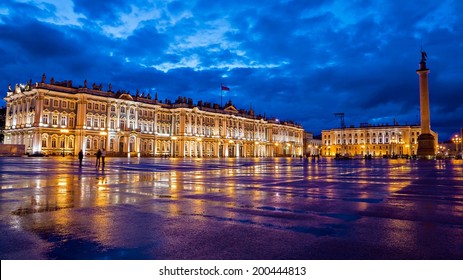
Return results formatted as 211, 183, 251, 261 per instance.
0, 156, 462, 259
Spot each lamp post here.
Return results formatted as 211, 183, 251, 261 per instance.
453, 134, 461, 158
60, 129, 69, 157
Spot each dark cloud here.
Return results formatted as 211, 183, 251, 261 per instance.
1, 0, 462, 140
73, 0, 132, 22
0, 19, 79, 58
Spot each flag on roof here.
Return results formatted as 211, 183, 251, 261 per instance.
221, 84, 230, 91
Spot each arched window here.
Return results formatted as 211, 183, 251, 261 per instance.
42, 135, 48, 148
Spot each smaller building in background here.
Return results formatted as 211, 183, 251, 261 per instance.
303, 131, 322, 156
321, 123, 438, 158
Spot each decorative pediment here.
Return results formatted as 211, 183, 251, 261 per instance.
117, 93, 133, 101
224, 104, 238, 113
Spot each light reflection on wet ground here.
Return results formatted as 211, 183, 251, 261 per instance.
0, 157, 462, 259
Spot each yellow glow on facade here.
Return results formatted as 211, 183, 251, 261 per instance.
4, 79, 304, 157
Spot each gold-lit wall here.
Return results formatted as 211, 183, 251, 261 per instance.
4, 82, 303, 158
321, 125, 438, 157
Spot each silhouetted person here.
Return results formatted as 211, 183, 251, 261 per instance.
78, 150, 84, 167
101, 148, 106, 168
96, 149, 102, 168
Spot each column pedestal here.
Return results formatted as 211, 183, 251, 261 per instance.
417, 133, 435, 159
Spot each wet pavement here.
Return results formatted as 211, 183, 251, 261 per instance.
0, 156, 462, 260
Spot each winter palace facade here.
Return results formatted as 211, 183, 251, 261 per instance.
4, 77, 303, 158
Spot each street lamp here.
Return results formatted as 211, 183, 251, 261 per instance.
452, 134, 461, 158
60, 129, 69, 156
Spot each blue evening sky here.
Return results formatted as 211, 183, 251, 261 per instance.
0, 0, 462, 140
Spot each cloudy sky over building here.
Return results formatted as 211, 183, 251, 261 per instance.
1, 0, 462, 140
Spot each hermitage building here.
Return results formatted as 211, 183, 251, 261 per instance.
3, 76, 304, 158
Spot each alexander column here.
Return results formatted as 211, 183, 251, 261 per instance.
416, 49, 436, 158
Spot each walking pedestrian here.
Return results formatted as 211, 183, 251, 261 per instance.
96, 149, 102, 168
78, 150, 84, 167
101, 148, 106, 168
